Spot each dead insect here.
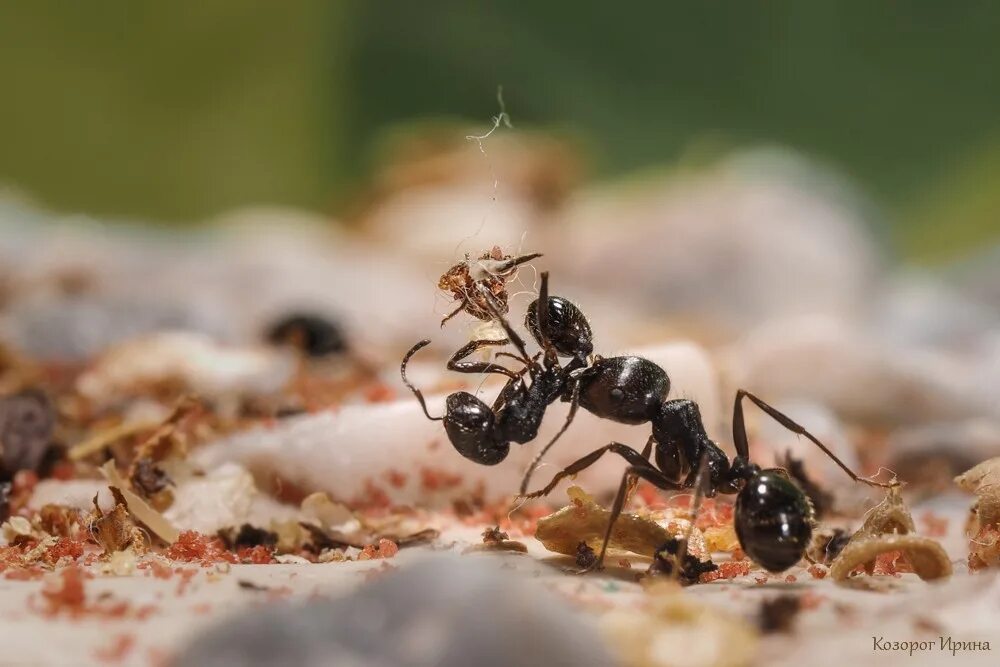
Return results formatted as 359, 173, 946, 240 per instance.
437, 247, 541, 326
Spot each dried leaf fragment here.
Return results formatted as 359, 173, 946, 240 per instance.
534, 486, 708, 562
955, 457, 1000, 570
830, 534, 952, 581
830, 485, 951, 582
99, 461, 179, 544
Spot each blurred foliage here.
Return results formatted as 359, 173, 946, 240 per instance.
1, 2, 999, 261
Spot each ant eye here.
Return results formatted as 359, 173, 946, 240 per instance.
609, 387, 625, 403
734, 470, 812, 572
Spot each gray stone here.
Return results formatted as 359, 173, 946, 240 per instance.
175, 557, 616, 667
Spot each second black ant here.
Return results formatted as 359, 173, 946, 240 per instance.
401, 270, 892, 574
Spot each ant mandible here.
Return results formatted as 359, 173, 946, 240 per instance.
401, 270, 893, 573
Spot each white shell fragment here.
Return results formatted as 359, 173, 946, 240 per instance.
193, 342, 721, 504
77, 331, 296, 406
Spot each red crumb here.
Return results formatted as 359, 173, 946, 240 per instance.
784, 574, 798, 583
807, 564, 828, 579
419, 467, 464, 493
618, 558, 632, 569
700, 559, 752, 583
364, 384, 396, 403
919, 511, 949, 538
43, 537, 86, 566
384, 469, 408, 489
40, 566, 87, 616
238, 546, 275, 564
93, 634, 135, 664
164, 531, 238, 566
359, 538, 399, 560
754, 575, 769, 585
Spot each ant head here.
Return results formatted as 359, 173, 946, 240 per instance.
734, 469, 813, 572
525, 296, 594, 359
443, 392, 510, 465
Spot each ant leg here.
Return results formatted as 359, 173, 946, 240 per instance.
623, 436, 657, 505
520, 441, 654, 499
477, 284, 536, 368
671, 454, 709, 583
733, 389, 893, 488
447, 338, 519, 380
518, 381, 580, 495
400, 340, 443, 421
439, 301, 466, 328
591, 465, 684, 571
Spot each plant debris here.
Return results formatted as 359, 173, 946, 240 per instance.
955, 456, 1000, 571
463, 525, 528, 553
88, 489, 146, 557
534, 486, 708, 561
829, 485, 951, 582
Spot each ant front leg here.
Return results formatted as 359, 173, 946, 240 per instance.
447, 338, 519, 380
732, 389, 894, 488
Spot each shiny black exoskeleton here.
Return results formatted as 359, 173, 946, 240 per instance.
401, 271, 889, 574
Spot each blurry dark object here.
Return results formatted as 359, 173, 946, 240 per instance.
575, 541, 597, 569
0, 481, 11, 522
647, 537, 717, 586
758, 595, 802, 634
220, 524, 279, 551
807, 528, 851, 566
266, 313, 347, 357
175, 557, 613, 667
778, 452, 835, 519
0, 389, 55, 479
888, 448, 979, 498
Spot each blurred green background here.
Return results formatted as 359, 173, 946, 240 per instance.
1, 2, 998, 262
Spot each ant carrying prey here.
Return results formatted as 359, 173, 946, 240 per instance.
401, 269, 893, 574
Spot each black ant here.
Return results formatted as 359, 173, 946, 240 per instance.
401, 270, 892, 573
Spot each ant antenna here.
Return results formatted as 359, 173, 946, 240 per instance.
400, 340, 443, 421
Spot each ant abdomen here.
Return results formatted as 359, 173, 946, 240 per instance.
734, 470, 814, 572
443, 392, 510, 465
